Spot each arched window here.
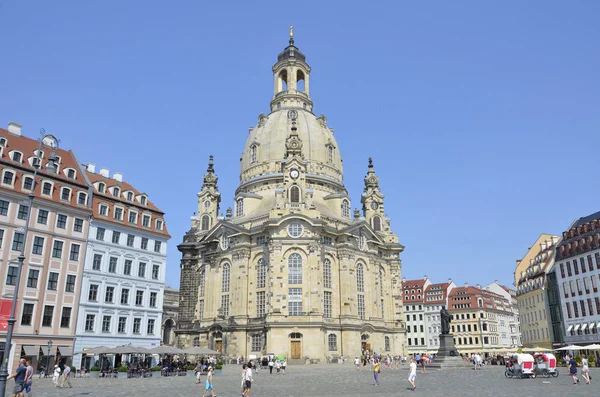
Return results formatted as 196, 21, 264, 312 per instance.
328, 146, 333, 163
257, 258, 266, 288
328, 334, 337, 351
341, 200, 350, 218
372, 216, 381, 231
290, 186, 300, 203
297, 70, 305, 92
222, 263, 230, 293
288, 253, 302, 284
61, 187, 71, 201
279, 70, 288, 92
236, 198, 244, 216
113, 187, 120, 198
98, 182, 106, 194
199, 270, 205, 297
379, 268, 384, 296
356, 263, 364, 292
22, 176, 34, 191
323, 259, 332, 288
250, 145, 257, 163
384, 336, 390, 351
78, 192, 87, 205
201, 215, 211, 231
193, 337, 200, 347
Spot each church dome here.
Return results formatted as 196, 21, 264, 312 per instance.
240, 108, 343, 186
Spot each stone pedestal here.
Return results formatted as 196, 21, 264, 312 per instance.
428, 334, 471, 370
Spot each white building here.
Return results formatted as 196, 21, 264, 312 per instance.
73, 166, 170, 369
403, 277, 431, 355
424, 280, 455, 352
555, 211, 600, 345
485, 281, 521, 348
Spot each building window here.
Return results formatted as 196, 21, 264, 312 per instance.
128, 211, 137, 224
121, 288, 129, 305
358, 294, 365, 320
67, 168, 75, 179
341, 199, 350, 218
150, 292, 157, 307
288, 253, 302, 284
323, 259, 332, 288
98, 182, 106, 193
112, 231, 120, 244
77, 192, 87, 205
142, 215, 150, 227
42, 182, 52, 195
99, 204, 108, 216
0, 200, 9, 216
56, 214, 67, 228
141, 238, 148, 250
47, 272, 59, 290
250, 145, 257, 163
11, 152, 22, 162
372, 216, 382, 231
32, 236, 45, 255
356, 263, 365, 292
257, 258, 266, 288
152, 265, 160, 280
328, 146, 334, 163
132, 318, 140, 332
138, 262, 146, 278
42, 305, 54, 327
199, 300, 204, 319
287, 223, 303, 238
85, 314, 95, 331
37, 209, 49, 225
251, 334, 261, 351
114, 207, 123, 220
105, 286, 114, 303
384, 336, 390, 351
118, 317, 127, 333
220, 294, 230, 317
65, 275, 76, 293
109, 257, 117, 273
113, 187, 120, 198
17, 205, 29, 221
23, 177, 33, 190
290, 186, 300, 203
222, 263, 230, 292
135, 290, 144, 306
88, 284, 99, 301
288, 288, 303, 316
60, 187, 71, 201
127, 192, 133, 201
60, 307, 72, 328
127, 234, 135, 247
140, 196, 147, 205
201, 215, 211, 231
124, 260, 132, 276
52, 240, 63, 258
96, 227, 105, 241
154, 241, 162, 253
102, 315, 111, 332
73, 218, 83, 232
11, 232, 24, 251
235, 198, 244, 217
21, 303, 34, 326
324, 291, 332, 318
199, 270, 205, 297
27, 269, 39, 288
92, 254, 102, 270
147, 319, 155, 335
2, 170, 14, 185
156, 219, 163, 230
257, 291, 266, 317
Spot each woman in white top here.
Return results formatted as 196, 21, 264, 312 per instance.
52, 365, 61, 387
581, 355, 591, 384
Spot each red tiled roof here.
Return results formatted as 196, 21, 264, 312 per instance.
402, 279, 427, 303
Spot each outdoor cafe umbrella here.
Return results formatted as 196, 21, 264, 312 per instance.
148, 346, 186, 355
555, 345, 584, 351
74, 346, 110, 355
581, 344, 600, 350
523, 346, 554, 352
183, 347, 220, 355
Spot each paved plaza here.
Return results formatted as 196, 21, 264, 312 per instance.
10, 364, 599, 397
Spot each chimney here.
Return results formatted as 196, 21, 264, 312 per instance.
476, 284, 481, 290
464, 282, 468, 288
87, 163, 96, 173
494, 280, 498, 284
99, 168, 109, 177
424, 275, 428, 280
7, 122, 22, 136
113, 172, 123, 182
402, 277, 407, 283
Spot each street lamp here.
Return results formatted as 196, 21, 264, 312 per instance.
0, 130, 59, 397
46, 340, 53, 378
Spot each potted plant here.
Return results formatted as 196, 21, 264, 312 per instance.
90, 366, 100, 378
588, 355, 596, 367
214, 363, 223, 372
305, 355, 310, 365
151, 366, 162, 377
187, 364, 196, 377
118, 366, 128, 379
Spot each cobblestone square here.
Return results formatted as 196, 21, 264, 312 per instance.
11, 364, 600, 397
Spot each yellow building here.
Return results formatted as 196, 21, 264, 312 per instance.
175, 33, 406, 362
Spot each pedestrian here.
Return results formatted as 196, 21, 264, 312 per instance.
373, 358, 380, 387
241, 364, 247, 396
581, 355, 591, 384
24, 359, 33, 397
202, 367, 215, 397
569, 356, 579, 385
354, 356, 360, 369
281, 359, 286, 375
60, 365, 72, 388
52, 365, 61, 387
276, 360, 281, 373
415, 353, 421, 368
408, 357, 417, 391
268, 357, 274, 374
8, 358, 26, 397
421, 354, 427, 373
244, 361, 253, 397
195, 361, 203, 384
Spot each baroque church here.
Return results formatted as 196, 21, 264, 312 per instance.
176, 32, 406, 362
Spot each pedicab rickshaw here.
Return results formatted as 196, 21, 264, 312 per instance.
505, 353, 535, 378
533, 353, 559, 378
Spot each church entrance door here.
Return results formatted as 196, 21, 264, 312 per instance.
215, 340, 223, 353
290, 341, 301, 359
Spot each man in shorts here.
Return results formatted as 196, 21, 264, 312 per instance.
408, 357, 417, 391
8, 359, 27, 397
202, 367, 215, 397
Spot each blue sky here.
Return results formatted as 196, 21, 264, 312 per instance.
1, 1, 599, 289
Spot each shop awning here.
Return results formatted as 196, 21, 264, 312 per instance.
590, 323, 596, 330
567, 325, 574, 332
22, 345, 37, 356
582, 324, 588, 331
40, 346, 52, 355
574, 324, 581, 331
58, 346, 72, 356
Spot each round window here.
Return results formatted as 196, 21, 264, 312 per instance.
287, 223, 304, 238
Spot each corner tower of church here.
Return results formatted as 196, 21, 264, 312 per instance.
177, 31, 407, 361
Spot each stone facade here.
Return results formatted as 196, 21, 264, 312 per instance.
162, 287, 179, 346
175, 35, 406, 362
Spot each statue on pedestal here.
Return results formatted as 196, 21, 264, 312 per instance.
440, 306, 451, 335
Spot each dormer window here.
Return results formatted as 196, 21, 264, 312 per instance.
66, 168, 76, 179
11, 151, 22, 163
98, 182, 106, 194
127, 192, 133, 201
140, 196, 147, 206
156, 219, 164, 230
33, 149, 44, 159
113, 187, 120, 198
0, 138, 6, 147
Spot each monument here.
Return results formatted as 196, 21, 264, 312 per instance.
429, 306, 470, 369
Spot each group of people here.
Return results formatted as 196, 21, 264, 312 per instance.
567, 354, 592, 385
8, 359, 33, 397
198, 358, 256, 397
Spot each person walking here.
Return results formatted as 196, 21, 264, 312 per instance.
281, 359, 286, 375
23, 359, 33, 397
354, 356, 360, 369
581, 355, 591, 384
241, 364, 248, 396
408, 357, 417, 391
195, 361, 203, 384
373, 358, 380, 387
202, 367, 215, 397
268, 357, 274, 374
52, 365, 61, 387
244, 361, 253, 397
8, 358, 27, 397
569, 356, 580, 385
60, 365, 72, 388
